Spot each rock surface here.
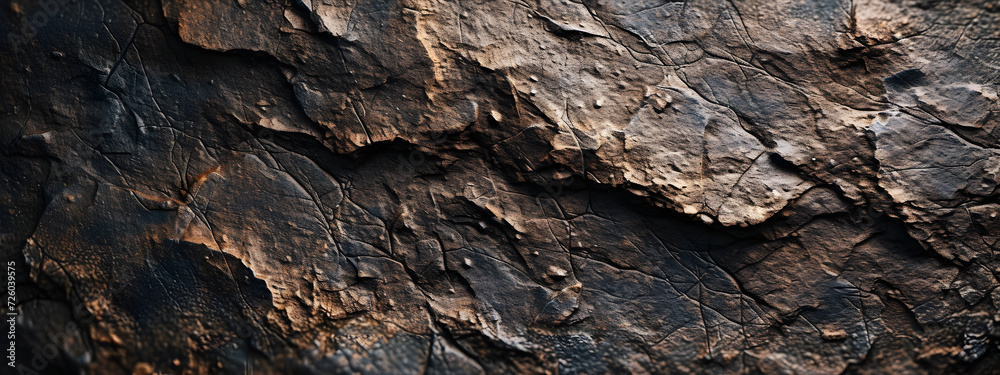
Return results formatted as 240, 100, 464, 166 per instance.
2, 0, 999, 373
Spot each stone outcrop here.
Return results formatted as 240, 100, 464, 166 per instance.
1, 0, 998, 373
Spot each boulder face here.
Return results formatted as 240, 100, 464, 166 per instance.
2, 0, 999, 373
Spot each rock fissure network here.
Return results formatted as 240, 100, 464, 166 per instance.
1, 0, 999, 373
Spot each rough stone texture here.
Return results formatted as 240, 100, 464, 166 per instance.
2, 0, 999, 373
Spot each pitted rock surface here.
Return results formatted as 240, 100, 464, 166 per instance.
2, 0, 999, 373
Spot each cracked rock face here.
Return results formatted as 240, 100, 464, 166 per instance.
2, 0, 999, 373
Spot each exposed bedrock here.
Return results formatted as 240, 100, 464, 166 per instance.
1, 0, 999, 373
